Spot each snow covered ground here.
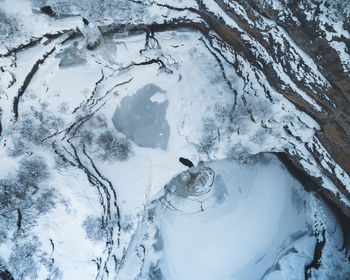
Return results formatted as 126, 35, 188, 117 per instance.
0, 1, 350, 279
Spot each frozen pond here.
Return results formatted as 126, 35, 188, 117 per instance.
152, 155, 315, 280
56, 41, 87, 67
112, 83, 170, 150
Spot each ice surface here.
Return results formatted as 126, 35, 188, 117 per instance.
56, 42, 87, 67
112, 83, 170, 150
78, 21, 103, 50
153, 155, 316, 280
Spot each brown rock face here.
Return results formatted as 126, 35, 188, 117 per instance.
150, 0, 350, 223
247, 0, 350, 216
190, 0, 350, 223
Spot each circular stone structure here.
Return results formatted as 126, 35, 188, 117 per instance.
161, 163, 215, 213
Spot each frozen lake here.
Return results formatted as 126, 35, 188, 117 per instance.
112, 83, 170, 150
152, 155, 315, 280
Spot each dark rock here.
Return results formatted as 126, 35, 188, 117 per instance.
83, 17, 89, 25
179, 157, 194, 168
305, 229, 326, 279
40, 6, 56, 17
0, 265, 14, 280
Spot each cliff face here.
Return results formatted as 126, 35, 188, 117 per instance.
208, 0, 350, 220
196, 0, 350, 222
245, 0, 350, 218
213, 0, 350, 219
141, 0, 350, 221
0, 0, 350, 279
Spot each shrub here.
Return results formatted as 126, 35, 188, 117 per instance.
82, 215, 106, 241
95, 130, 131, 161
